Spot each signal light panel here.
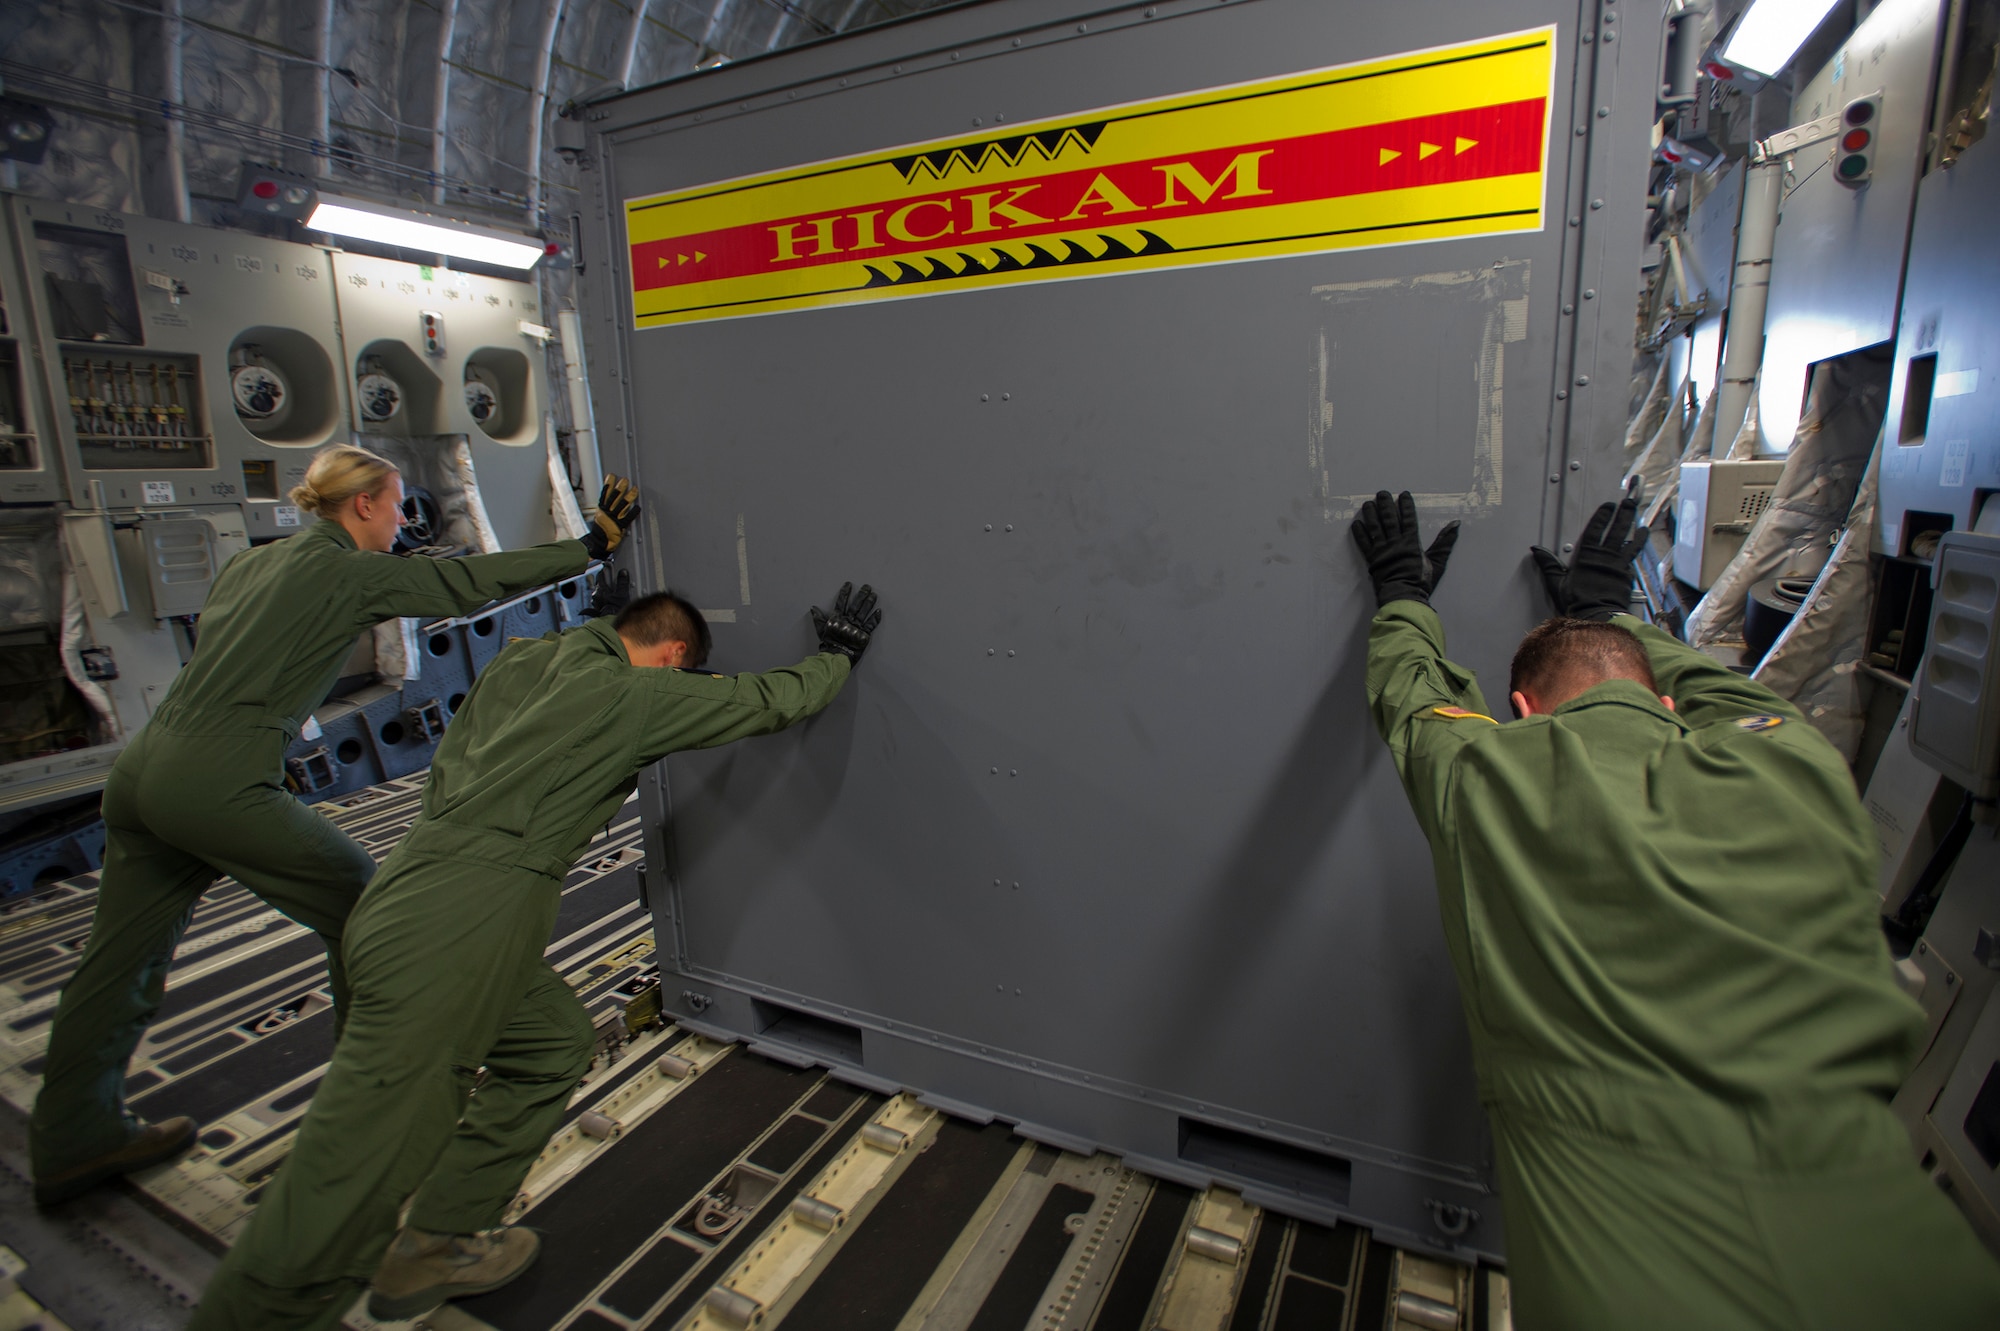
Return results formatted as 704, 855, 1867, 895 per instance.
1836, 95, 1881, 186
235, 162, 319, 221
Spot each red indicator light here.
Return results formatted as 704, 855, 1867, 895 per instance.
1842, 128, 1871, 151
546, 242, 561, 254
251, 179, 279, 199
1704, 61, 1735, 80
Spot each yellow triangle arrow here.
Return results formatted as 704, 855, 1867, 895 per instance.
1379, 147, 1401, 165
1456, 136, 1478, 154
658, 256, 671, 268
677, 253, 688, 265
1418, 141, 1441, 159
696, 251, 707, 263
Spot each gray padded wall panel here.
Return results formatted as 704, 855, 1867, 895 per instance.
582, 0, 1658, 1258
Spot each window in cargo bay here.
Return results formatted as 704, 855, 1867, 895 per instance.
35, 223, 142, 345
623, 27, 1555, 328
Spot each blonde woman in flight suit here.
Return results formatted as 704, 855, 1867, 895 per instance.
30, 443, 639, 1206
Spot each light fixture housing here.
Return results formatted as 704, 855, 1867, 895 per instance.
1720, 0, 1843, 78
236, 161, 319, 220
0, 97, 56, 166
306, 195, 544, 270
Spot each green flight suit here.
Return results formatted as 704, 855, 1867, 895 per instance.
1367, 600, 2000, 1329
189, 616, 851, 1330
32, 521, 589, 1181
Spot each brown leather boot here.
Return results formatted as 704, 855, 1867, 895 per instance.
33, 1116, 198, 1207
367, 1225, 542, 1320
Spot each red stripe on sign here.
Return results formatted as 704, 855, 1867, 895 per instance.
631, 98, 1545, 293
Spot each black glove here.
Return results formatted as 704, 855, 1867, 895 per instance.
582, 474, 641, 561
586, 567, 631, 620
811, 582, 882, 664
1530, 484, 1648, 621
1350, 490, 1460, 608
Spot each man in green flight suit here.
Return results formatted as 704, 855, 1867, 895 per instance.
1350, 488, 2000, 1329
188, 580, 883, 1330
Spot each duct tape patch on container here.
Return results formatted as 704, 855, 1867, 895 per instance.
623, 27, 1555, 327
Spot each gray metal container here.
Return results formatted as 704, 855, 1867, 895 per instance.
574, 0, 1658, 1258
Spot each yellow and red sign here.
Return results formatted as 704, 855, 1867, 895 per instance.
625, 28, 1554, 328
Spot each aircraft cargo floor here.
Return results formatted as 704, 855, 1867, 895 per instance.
0, 777, 1504, 1331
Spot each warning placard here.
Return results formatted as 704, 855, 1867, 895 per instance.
625, 28, 1554, 328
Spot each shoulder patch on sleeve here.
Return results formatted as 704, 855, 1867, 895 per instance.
1732, 714, 1784, 732
1431, 706, 1499, 725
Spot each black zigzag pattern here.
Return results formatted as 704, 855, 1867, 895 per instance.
889, 123, 1109, 182
859, 230, 1176, 288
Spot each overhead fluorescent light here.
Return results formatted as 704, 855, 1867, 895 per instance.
1722, 0, 1843, 78
306, 197, 544, 270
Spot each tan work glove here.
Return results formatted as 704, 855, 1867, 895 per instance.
583, 474, 641, 560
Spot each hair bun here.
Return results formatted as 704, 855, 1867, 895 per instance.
290, 445, 397, 521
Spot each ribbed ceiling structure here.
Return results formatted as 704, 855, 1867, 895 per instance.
0, 0, 950, 231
